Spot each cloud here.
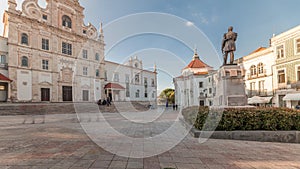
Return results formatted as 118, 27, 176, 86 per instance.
191, 12, 209, 25
186, 21, 194, 27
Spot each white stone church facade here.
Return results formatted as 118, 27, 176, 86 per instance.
0, 0, 157, 103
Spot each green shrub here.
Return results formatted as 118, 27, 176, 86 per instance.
182, 107, 300, 131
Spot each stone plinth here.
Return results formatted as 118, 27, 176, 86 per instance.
214, 64, 247, 106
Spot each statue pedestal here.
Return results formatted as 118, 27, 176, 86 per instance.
214, 64, 247, 106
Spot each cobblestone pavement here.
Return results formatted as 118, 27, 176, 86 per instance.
0, 108, 299, 169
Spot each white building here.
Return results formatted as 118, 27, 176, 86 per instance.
174, 49, 215, 107
237, 47, 274, 106
0, 36, 10, 102
104, 57, 157, 103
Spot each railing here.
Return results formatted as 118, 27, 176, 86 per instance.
0, 63, 8, 69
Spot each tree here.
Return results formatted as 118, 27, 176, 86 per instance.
159, 88, 175, 104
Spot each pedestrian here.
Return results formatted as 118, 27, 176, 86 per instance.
173, 104, 175, 110
175, 104, 178, 111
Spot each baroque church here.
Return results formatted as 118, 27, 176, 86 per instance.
0, 0, 157, 103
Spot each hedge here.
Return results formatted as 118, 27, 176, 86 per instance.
182, 106, 300, 131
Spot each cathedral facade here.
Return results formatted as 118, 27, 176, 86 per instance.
1, 0, 157, 103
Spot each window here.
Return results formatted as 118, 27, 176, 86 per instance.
83, 30, 87, 34
152, 92, 155, 98
82, 49, 88, 59
113, 73, 119, 82
42, 38, 49, 50
0, 55, 6, 64
278, 70, 285, 84
62, 15, 72, 28
21, 33, 28, 45
199, 82, 203, 88
297, 66, 300, 81
136, 90, 140, 98
42, 60, 49, 70
95, 53, 100, 61
250, 82, 256, 96
96, 69, 99, 77
126, 83, 130, 97
258, 80, 265, 95
258, 63, 264, 74
104, 71, 107, 81
145, 91, 148, 98
21, 56, 28, 67
62, 42, 72, 55
135, 73, 140, 84
276, 45, 284, 59
144, 77, 148, 87
82, 90, 89, 101
125, 74, 130, 83
250, 65, 257, 76
83, 67, 88, 76
42, 14, 47, 20
209, 88, 212, 94
296, 38, 300, 54
151, 79, 155, 87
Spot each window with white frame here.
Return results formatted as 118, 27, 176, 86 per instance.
250, 82, 256, 96
113, 73, 119, 82
296, 38, 300, 54
62, 42, 72, 55
0, 55, 6, 64
276, 45, 284, 59
250, 65, 257, 76
136, 90, 140, 98
125, 74, 130, 83
258, 80, 265, 95
42, 60, 49, 70
135, 73, 140, 84
257, 63, 264, 74
42, 38, 49, 50
82, 49, 88, 59
278, 70, 285, 84
151, 79, 155, 87
82, 90, 89, 101
83, 67, 88, 76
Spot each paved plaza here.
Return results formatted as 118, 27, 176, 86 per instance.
0, 107, 299, 169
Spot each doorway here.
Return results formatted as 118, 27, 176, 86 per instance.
63, 86, 72, 101
41, 88, 50, 101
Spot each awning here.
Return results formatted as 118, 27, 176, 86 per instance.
104, 83, 125, 90
248, 96, 272, 104
283, 93, 300, 101
0, 73, 12, 82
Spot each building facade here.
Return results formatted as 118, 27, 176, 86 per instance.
271, 25, 300, 108
237, 47, 274, 106
1, 0, 156, 103
174, 49, 215, 107
0, 36, 10, 102
104, 57, 157, 103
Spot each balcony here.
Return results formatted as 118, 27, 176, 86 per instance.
0, 63, 8, 70
247, 69, 267, 80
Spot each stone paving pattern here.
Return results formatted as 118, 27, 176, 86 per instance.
0, 112, 299, 169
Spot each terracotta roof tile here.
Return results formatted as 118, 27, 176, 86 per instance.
249, 47, 266, 55
104, 83, 125, 90
184, 58, 211, 69
0, 73, 12, 82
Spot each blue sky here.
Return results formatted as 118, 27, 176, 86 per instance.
1, 0, 300, 94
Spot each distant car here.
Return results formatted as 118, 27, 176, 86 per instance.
295, 105, 300, 110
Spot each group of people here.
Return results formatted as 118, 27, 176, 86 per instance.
97, 97, 112, 107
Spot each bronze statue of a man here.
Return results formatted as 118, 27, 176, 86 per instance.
222, 26, 238, 65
